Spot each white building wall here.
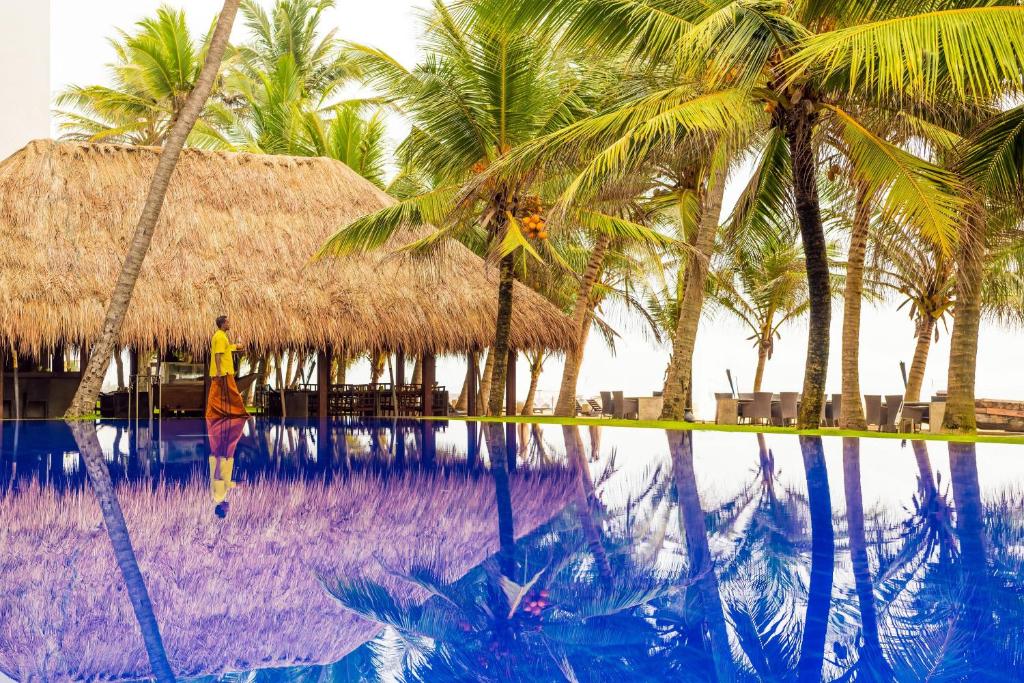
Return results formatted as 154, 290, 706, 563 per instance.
0, 1, 51, 159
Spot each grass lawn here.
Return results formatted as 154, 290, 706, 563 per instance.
422, 414, 1024, 446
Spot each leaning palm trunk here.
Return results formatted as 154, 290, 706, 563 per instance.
477, 350, 494, 416
839, 184, 872, 429
554, 234, 611, 416
487, 253, 516, 416
660, 170, 727, 420
70, 422, 175, 682
521, 351, 544, 415
943, 215, 984, 432
904, 317, 935, 403
65, 0, 240, 418
785, 107, 831, 429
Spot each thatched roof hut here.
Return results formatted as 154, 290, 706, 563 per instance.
0, 140, 574, 356
0, 466, 577, 680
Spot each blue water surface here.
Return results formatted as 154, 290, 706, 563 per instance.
1, 418, 1022, 682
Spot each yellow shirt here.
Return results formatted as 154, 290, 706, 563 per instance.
209, 455, 237, 503
210, 329, 238, 376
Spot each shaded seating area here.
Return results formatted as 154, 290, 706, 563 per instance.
0, 140, 576, 419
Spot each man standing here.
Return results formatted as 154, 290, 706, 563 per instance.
206, 314, 248, 418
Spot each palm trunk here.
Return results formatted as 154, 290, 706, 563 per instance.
752, 339, 769, 393
370, 351, 386, 384
839, 183, 871, 429
554, 234, 611, 416
904, 317, 935, 403
477, 350, 494, 416
943, 215, 984, 432
661, 169, 728, 420
250, 354, 268, 404
455, 353, 472, 413
115, 349, 127, 391
411, 357, 422, 385
784, 107, 831, 429
70, 422, 175, 682
521, 352, 544, 415
487, 253, 516, 416
796, 436, 835, 682
65, 0, 240, 418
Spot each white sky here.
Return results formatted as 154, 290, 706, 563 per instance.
45, 0, 1024, 417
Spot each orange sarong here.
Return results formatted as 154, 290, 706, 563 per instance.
206, 374, 249, 419
206, 416, 247, 459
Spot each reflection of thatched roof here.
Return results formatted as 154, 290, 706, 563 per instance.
0, 468, 576, 680
0, 140, 575, 355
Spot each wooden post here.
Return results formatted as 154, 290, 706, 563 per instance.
396, 349, 406, 386
466, 351, 478, 417
505, 349, 517, 416
0, 347, 5, 420
421, 353, 436, 417
318, 347, 332, 462
317, 348, 332, 418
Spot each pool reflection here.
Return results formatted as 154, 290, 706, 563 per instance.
1, 420, 1023, 681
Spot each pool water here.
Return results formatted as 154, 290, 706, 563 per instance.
1, 418, 1022, 682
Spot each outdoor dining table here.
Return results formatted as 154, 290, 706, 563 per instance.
715, 394, 833, 426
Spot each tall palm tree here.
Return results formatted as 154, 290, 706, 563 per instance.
319, 2, 662, 417
66, 0, 241, 417
55, 5, 228, 147
709, 228, 840, 393
487, 0, 966, 427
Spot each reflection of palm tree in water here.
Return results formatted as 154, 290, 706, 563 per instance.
796, 436, 834, 683
842, 437, 893, 679
68, 422, 175, 682
666, 430, 735, 681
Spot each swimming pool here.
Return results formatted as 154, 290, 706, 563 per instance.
1, 418, 1021, 681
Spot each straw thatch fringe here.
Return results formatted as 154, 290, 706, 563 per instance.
0, 467, 576, 680
0, 140, 575, 356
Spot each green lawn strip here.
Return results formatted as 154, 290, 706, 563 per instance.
420, 414, 1024, 446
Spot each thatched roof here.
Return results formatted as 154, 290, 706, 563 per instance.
0, 466, 577, 680
0, 140, 575, 355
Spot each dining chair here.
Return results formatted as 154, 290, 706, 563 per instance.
830, 393, 842, 426
864, 395, 882, 429
778, 392, 799, 426
612, 390, 626, 419
742, 391, 773, 426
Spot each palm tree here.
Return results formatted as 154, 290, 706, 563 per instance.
489, 0, 974, 427
870, 215, 1024, 404
708, 228, 839, 393
68, 422, 174, 681
55, 5, 228, 146
235, 0, 355, 104
319, 2, 663, 417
